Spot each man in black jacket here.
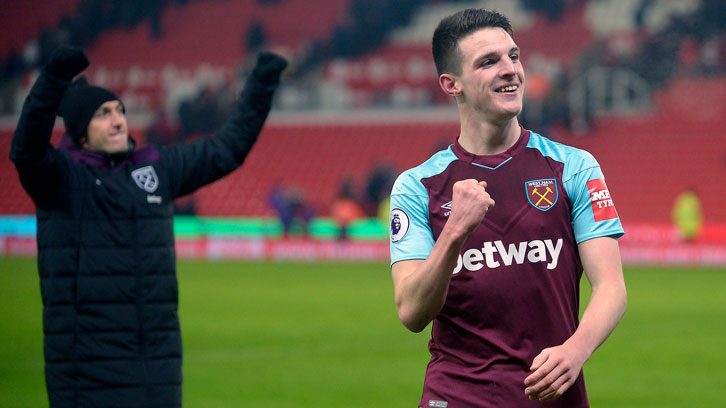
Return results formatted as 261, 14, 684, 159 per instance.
10, 46, 287, 408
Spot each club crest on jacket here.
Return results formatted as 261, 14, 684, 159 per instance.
132, 165, 159, 193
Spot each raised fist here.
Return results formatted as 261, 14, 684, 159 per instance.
450, 179, 495, 236
45, 45, 90, 81
252, 52, 288, 85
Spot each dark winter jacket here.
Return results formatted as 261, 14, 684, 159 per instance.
10, 66, 280, 408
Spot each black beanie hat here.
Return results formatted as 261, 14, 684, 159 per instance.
58, 77, 121, 143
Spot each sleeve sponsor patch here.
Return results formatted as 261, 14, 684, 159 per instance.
587, 178, 618, 221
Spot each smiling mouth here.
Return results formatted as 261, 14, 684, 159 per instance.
495, 85, 518, 93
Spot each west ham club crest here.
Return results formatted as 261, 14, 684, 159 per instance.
525, 179, 558, 211
131, 165, 159, 193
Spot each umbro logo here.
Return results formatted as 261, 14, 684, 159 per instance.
442, 201, 452, 216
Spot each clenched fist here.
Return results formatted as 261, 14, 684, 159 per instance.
449, 179, 495, 236
45, 45, 90, 81
252, 52, 288, 85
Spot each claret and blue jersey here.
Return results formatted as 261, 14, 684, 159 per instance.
389, 127, 623, 407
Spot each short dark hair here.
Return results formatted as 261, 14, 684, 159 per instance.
432, 8, 514, 76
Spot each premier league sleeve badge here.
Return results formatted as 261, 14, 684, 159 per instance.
390, 208, 410, 243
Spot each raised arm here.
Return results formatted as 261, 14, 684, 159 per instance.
392, 179, 495, 332
165, 52, 288, 197
10, 46, 89, 203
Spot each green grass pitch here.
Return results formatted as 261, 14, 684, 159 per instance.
1, 257, 724, 407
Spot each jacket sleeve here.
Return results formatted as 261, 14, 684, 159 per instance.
163, 68, 282, 198
10, 70, 71, 205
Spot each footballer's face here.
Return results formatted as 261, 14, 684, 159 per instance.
83, 100, 129, 154
452, 27, 525, 124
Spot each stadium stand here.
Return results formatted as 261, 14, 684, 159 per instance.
1, 0, 725, 232
0, 0, 80, 54
193, 118, 458, 216
84, 0, 349, 66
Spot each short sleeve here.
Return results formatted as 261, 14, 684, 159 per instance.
389, 172, 435, 266
565, 156, 624, 243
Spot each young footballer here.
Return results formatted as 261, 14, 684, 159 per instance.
389, 9, 626, 407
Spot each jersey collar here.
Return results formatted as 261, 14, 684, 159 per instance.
452, 126, 530, 169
